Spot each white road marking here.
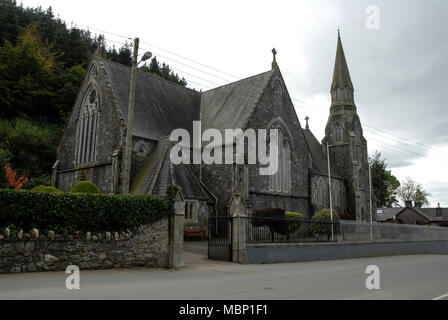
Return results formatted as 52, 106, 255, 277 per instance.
433, 293, 448, 300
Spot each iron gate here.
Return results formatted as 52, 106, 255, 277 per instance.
208, 215, 233, 261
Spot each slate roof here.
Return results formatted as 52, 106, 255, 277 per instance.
130, 139, 207, 200
377, 207, 448, 222
303, 128, 342, 177
420, 208, 448, 221
200, 70, 274, 134
172, 164, 207, 200
103, 57, 278, 200
376, 207, 402, 221
101, 58, 201, 140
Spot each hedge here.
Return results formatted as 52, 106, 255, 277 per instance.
0, 189, 171, 234
32, 185, 62, 193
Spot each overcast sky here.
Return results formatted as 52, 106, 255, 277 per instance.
20, 0, 448, 207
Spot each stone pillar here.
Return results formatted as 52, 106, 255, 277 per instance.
169, 189, 185, 268
51, 160, 59, 187
111, 149, 120, 194
229, 194, 248, 264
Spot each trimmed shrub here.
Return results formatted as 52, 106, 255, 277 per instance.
71, 181, 100, 194
32, 185, 62, 193
0, 189, 170, 234
285, 211, 303, 234
310, 209, 340, 239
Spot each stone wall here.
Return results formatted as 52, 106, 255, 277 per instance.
246, 241, 448, 264
0, 219, 170, 274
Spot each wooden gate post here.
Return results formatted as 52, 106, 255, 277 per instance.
229, 194, 248, 264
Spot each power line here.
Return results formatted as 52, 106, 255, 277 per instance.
72, 23, 241, 80
4, 19, 448, 165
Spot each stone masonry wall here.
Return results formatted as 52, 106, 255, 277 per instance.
0, 218, 169, 274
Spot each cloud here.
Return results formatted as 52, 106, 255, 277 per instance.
19, 0, 448, 205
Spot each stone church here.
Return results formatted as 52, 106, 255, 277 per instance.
52, 32, 375, 232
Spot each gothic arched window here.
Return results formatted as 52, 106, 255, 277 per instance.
334, 123, 343, 143
269, 127, 291, 193
343, 87, 350, 99
337, 87, 343, 100
318, 177, 324, 205
77, 86, 99, 165
358, 169, 363, 189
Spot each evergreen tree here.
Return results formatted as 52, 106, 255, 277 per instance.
0, 0, 189, 188
369, 151, 400, 207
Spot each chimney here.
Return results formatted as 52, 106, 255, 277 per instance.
404, 200, 413, 207
436, 202, 442, 218
414, 201, 422, 208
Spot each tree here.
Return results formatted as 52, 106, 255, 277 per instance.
0, 119, 61, 189
0, 24, 56, 120
141, 56, 187, 86
369, 151, 400, 207
396, 176, 431, 207
5, 163, 28, 189
0, 1, 189, 190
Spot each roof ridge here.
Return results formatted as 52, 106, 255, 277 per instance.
100, 57, 200, 94
202, 69, 273, 94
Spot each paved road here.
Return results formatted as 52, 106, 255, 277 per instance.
0, 250, 447, 299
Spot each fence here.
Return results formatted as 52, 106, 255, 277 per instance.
208, 216, 233, 261
245, 215, 448, 244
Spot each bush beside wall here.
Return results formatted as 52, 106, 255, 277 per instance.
0, 189, 170, 234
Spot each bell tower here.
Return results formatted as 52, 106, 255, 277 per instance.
323, 31, 370, 221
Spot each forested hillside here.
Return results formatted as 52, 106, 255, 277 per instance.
0, 0, 187, 189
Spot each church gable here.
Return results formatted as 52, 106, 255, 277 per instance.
55, 55, 125, 192
244, 66, 310, 214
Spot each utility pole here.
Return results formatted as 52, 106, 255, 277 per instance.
122, 38, 139, 194
369, 158, 373, 241
327, 142, 334, 242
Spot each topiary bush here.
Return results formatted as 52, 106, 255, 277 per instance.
71, 181, 100, 194
285, 212, 303, 242
32, 185, 62, 193
285, 212, 303, 233
309, 208, 340, 240
0, 189, 170, 234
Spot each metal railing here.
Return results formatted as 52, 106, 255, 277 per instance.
245, 215, 448, 244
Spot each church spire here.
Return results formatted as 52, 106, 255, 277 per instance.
330, 30, 355, 106
331, 30, 353, 91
